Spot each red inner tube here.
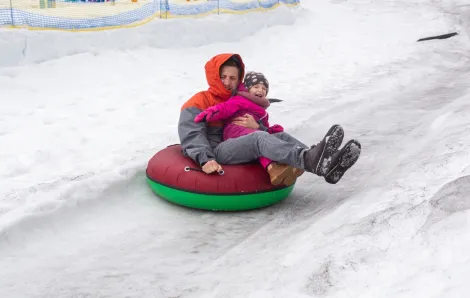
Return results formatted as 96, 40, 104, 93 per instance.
146, 144, 286, 195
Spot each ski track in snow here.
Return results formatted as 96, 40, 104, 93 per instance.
1, 0, 470, 297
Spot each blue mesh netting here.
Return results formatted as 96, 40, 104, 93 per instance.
0, 0, 300, 30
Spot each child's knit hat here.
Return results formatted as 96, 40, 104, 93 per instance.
244, 71, 269, 95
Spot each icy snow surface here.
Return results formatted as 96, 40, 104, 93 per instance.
1, 0, 470, 297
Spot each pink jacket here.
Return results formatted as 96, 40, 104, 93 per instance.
194, 84, 283, 141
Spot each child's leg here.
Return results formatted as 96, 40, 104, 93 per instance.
258, 156, 298, 186
259, 156, 273, 169
259, 156, 304, 185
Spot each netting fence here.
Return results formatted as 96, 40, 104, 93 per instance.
0, 0, 299, 31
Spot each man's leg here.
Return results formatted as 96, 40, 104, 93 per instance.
215, 125, 347, 177
214, 125, 361, 184
271, 131, 308, 179
272, 132, 309, 149
214, 131, 306, 169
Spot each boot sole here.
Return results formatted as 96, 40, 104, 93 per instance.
325, 139, 361, 184
315, 125, 345, 176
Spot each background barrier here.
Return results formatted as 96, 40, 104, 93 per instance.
0, 0, 300, 31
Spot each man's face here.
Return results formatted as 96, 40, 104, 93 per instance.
220, 66, 240, 93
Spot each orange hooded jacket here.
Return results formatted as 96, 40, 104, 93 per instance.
178, 53, 245, 166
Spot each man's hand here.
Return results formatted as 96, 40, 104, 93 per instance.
202, 160, 223, 174
232, 114, 260, 130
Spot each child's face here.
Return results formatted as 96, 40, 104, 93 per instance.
248, 83, 267, 98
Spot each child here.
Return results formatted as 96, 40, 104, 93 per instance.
194, 71, 304, 186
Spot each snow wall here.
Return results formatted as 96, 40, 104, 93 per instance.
0, 0, 299, 31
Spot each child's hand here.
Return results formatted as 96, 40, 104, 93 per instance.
194, 107, 219, 123
268, 124, 284, 134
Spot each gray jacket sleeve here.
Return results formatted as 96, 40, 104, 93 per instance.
258, 121, 269, 132
178, 107, 216, 166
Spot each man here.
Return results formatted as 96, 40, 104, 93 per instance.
178, 53, 361, 184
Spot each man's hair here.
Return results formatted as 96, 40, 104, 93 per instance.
220, 56, 243, 80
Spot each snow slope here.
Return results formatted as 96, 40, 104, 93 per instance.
1, 0, 469, 297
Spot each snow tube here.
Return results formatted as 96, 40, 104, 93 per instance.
146, 144, 295, 211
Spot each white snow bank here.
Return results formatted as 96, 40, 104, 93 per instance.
0, 5, 299, 68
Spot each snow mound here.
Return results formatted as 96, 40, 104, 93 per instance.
0, 5, 300, 68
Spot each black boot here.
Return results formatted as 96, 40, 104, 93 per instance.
324, 139, 361, 184
303, 124, 344, 176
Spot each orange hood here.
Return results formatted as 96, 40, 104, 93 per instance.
204, 53, 245, 102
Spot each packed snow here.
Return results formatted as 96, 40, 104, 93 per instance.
1, 0, 469, 297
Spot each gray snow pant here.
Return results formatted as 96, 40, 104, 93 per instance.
214, 131, 309, 169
